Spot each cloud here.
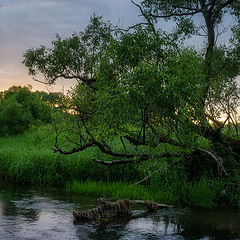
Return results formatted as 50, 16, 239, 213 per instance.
0, 0, 139, 91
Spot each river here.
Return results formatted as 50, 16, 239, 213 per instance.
0, 182, 240, 240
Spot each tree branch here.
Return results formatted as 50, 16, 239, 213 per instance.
217, 0, 236, 12
206, 113, 229, 130
92, 152, 182, 166
148, 10, 202, 18
196, 147, 228, 176
57, 73, 96, 83
33, 77, 52, 85
93, 158, 137, 165
52, 141, 94, 155
172, 5, 199, 11
124, 134, 186, 148
131, 0, 157, 36
93, 139, 149, 158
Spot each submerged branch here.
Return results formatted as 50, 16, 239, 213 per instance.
73, 198, 173, 222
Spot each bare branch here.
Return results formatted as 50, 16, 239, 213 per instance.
131, 0, 157, 36
206, 113, 229, 130
33, 77, 52, 85
118, 22, 149, 32
215, 23, 229, 44
93, 158, 137, 165
157, 134, 186, 147
73, 198, 173, 222
196, 147, 228, 176
92, 151, 182, 166
148, 9, 202, 18
229, 115, 239, 137
130, 200, 174, 209
52, 141, 94, 155
93, 139, 149, 158
57, 73, 96, 83
124, 134, 186, 148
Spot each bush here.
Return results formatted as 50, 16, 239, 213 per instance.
0, 86, 51, 136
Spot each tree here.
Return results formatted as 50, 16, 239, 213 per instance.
23, 4, 240, 180
0, 86, 52, 135
133, 0, 240, 158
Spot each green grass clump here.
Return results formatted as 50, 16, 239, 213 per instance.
186, 178, 223, 208
67, 179, 181, 205
67, 180, 156, 201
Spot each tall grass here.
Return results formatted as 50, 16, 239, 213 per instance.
0, 125, 142, 185
67, 180, 178, 204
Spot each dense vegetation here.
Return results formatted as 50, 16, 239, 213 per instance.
0, 86, 54, 135
0, 125, 240, 209
0, 0, 240, 209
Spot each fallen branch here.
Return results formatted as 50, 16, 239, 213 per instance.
196, 147, 228, 176
93, 158, 137, 165
92, 152, 182, 166
73, 198, 173, 222
130, 200, 174, 211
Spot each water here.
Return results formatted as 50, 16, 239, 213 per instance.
0, 183, 240, 240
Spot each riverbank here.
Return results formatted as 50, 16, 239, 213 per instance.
0, 125, 240, 209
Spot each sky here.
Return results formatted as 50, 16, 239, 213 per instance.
0, 0, 236, 93
0, 0, 140, 92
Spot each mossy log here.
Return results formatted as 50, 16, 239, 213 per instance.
73, 198, 173, 222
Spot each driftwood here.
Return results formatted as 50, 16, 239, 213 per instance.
73, 198, 173, 222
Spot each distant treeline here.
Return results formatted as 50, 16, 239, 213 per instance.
0, 85, 63, 136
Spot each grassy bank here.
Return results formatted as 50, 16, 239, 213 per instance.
0, 125, 142, 185
66, 179, 223, 208
66, 178, 227, 209
0, 125, 240, 209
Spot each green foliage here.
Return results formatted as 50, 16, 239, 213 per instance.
0, 97, 33, 135
0, 86, 51, 136
23, 14, 113, 83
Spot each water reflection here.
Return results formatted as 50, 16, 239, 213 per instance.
177, 208, 240, 240
0, 182, 240, 240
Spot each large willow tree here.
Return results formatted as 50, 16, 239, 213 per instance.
23, 1, 240, 178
